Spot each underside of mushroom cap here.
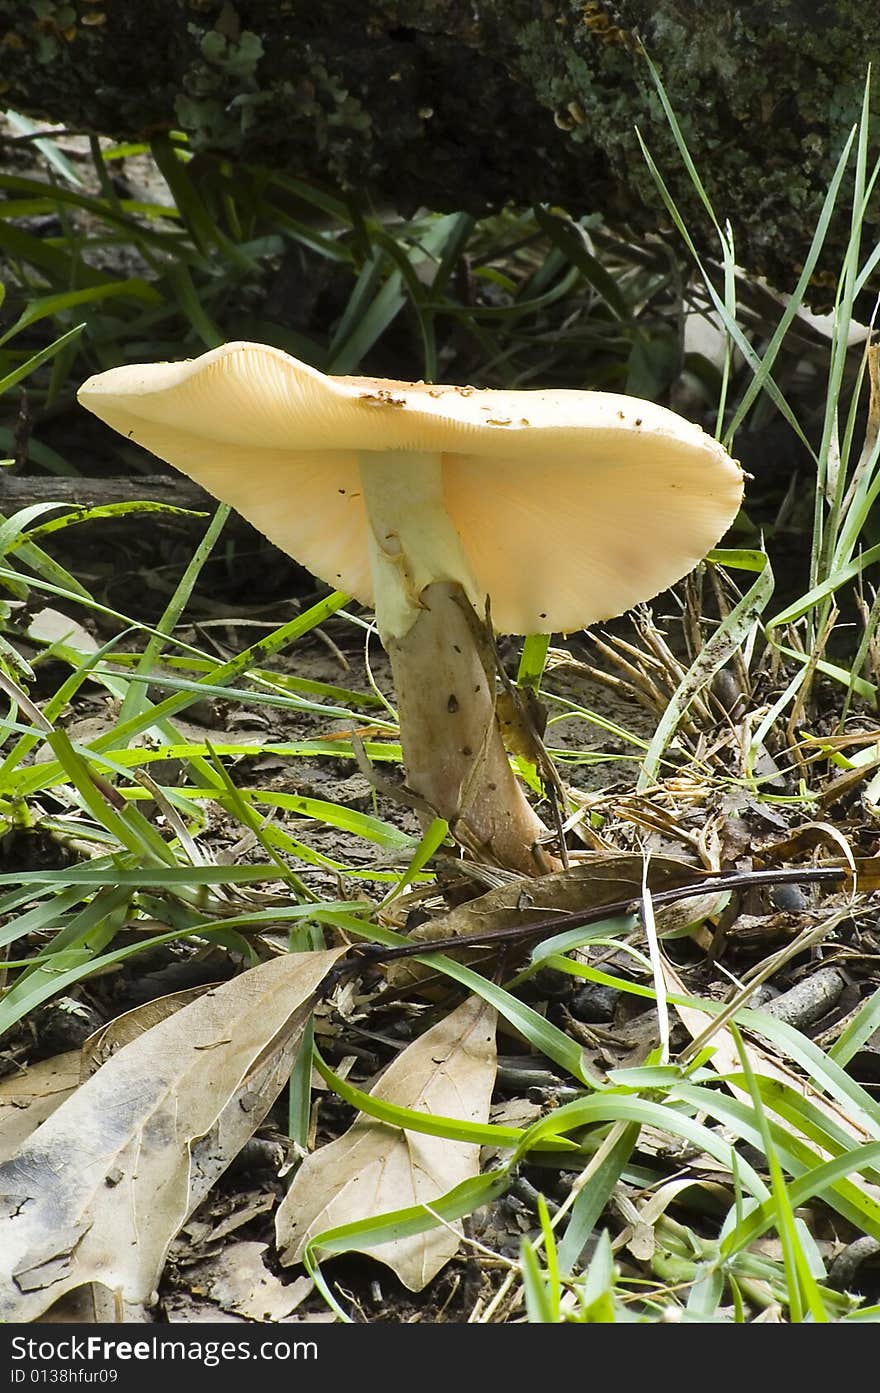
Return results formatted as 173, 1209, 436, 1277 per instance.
78, 341, 744, 635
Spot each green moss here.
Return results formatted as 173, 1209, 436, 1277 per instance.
173, 15, 267, 151
0, 0, 878, 300
200, 27, 264, 83
173, 94, 229, 146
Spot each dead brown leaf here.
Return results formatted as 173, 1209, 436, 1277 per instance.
0, 947, 345, 1321
0, 1053, 80, 1163
27, 608, 98, 654
80, 986, 214, 1079
276, 993, 497, 1291
385, 851, 726, 988
185, 1241, 312, 1322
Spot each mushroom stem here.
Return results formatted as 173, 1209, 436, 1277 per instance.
358, 449, 484, 640
357, 451, 554, 874
386, 581, 556, 875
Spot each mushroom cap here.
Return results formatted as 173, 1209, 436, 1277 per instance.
78, 341, 743, 635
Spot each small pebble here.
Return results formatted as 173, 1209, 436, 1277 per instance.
183, 698, 218, 727
712, 669, 742, 713
827, 1237, 880, 1294
770, 883, 810, 913
747, 983, 779, 1009
530, 968, 571, 1000
569, 982, 619, 1023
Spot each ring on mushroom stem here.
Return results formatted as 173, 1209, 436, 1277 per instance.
78, 342, 744, 875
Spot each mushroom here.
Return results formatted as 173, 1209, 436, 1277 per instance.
77, 342, 743, 874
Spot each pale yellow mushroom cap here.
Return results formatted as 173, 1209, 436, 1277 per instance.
78, 341, 744, 635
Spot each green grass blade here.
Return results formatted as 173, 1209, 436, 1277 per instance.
0, 323, 85, 396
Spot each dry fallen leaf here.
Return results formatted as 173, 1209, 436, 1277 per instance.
0, 1053, 81, 1163
0, 947, 345, 1321
80, 986, 213, 1079
385, 851, 726, 988
277, 993, 497, 1291
27, 608, 98, 654
185, 1241, 312, 1322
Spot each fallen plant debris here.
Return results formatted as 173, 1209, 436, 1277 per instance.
0, 949, 345, 1321
353, 857, 868, 975
277, 993, 497, 1291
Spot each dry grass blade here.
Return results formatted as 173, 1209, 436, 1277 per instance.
0, 947, 345, 1320
276, 993, 497, 1291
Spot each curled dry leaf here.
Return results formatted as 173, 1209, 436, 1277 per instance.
385, 851, 727, 988
0, 947, 345, 1321
276, 993, 497, 1292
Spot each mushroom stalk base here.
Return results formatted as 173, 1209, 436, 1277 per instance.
386, 581, 556, 876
